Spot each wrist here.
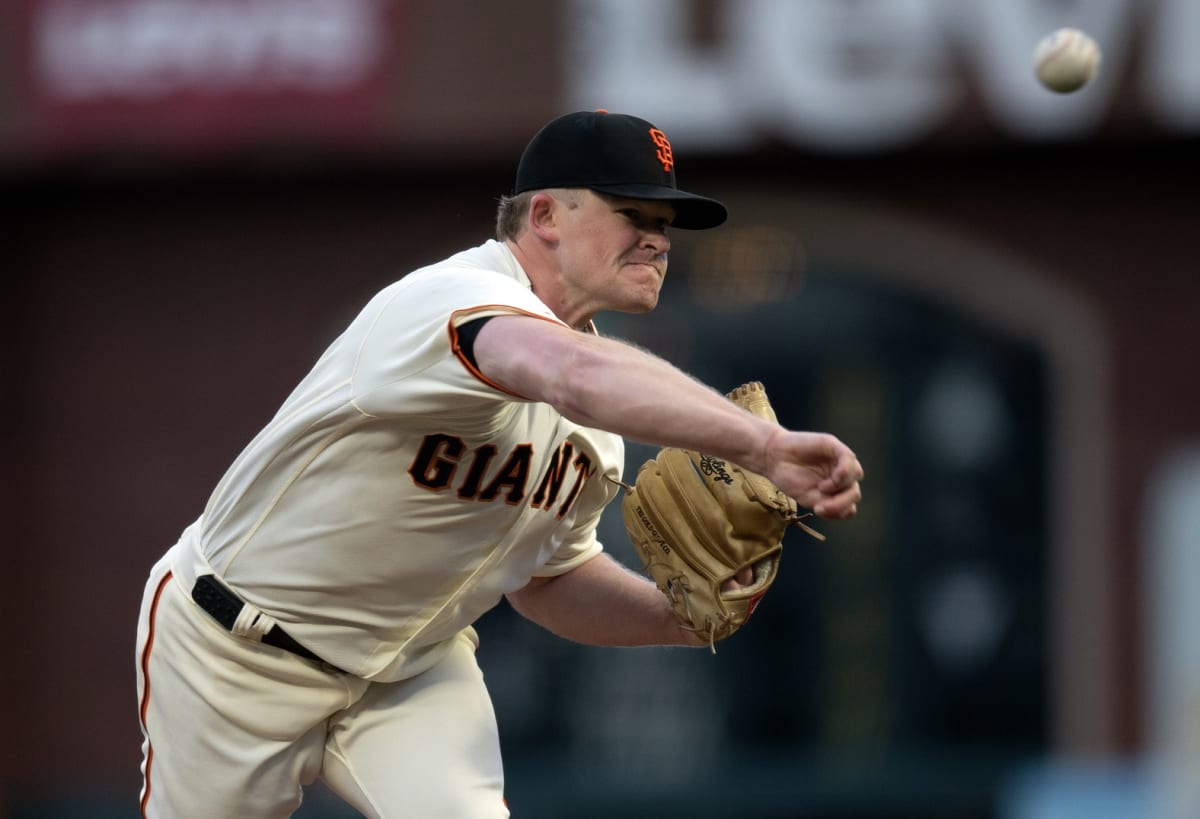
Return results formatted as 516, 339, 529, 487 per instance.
747, 421, 784, 477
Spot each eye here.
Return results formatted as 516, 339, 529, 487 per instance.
619, 208, 671, 232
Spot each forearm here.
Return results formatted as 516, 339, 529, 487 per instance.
556, 335, 773, 467
477, 317, 776, 474
506, 553, 702, 648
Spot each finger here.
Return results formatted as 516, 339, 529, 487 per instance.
815, 499, 858, 519
818, 456, 864, 494
719, 565, 754, 593
813, 482, 862, 519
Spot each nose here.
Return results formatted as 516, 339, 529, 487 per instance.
642, 227, 670, 257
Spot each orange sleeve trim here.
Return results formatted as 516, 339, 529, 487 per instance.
447, 306, 567, 399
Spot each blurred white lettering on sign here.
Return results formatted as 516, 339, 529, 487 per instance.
36, 0, 384, 99
1144, 0, 1200, 129
566, 0, 1199, 150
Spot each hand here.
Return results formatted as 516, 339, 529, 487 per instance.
763, 430, 863, 519
721, 566, 755, 592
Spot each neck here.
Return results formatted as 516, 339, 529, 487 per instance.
505, 238, 594, 330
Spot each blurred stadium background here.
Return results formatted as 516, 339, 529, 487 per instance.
3, 1, 1198, 817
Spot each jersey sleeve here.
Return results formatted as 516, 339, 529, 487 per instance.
532, 439, 623, 577
535, 531, 605, 577
446, 306, 568, 400
349, 263, 563, 422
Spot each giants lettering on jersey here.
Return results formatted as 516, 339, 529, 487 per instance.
408, 434, 594, 520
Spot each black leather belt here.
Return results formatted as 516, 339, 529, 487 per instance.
192, 574, 333, 668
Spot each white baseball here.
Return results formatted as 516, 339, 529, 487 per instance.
1033, 28, 1101, 93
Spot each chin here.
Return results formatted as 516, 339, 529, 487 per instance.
633, 291, 660, 312
615, 299, 657, 315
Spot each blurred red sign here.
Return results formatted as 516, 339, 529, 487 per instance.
22, 0, 399, 155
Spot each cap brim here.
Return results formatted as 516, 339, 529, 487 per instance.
588, 183, 728, 230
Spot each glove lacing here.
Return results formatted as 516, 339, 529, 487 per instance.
638, 556, 722, 654
789, 512, 826, 542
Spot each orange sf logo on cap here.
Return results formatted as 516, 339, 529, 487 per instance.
648, 128, 674, 173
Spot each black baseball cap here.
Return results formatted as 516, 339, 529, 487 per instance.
514, 110, 727, 230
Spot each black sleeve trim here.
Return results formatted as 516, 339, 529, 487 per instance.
455, 316, 494, 370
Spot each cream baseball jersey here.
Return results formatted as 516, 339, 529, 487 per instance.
170, 239, 624, 681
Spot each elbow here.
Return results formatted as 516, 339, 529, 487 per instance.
506, 575, 556, 628
540, 337, 610, 424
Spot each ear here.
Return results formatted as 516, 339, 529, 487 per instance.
526, 192, 561, 243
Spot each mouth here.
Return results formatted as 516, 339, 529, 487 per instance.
628, 260, 665, 278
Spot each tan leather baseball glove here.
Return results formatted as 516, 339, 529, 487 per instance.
620, 382, 824, 651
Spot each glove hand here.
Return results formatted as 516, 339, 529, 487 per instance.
620, 381, 833, 650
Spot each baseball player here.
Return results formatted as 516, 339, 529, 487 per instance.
134, 110, 863, 818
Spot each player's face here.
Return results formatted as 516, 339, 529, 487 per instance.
553, 190, 674, 316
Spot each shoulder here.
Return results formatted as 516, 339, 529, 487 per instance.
398, 241, 529, 297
